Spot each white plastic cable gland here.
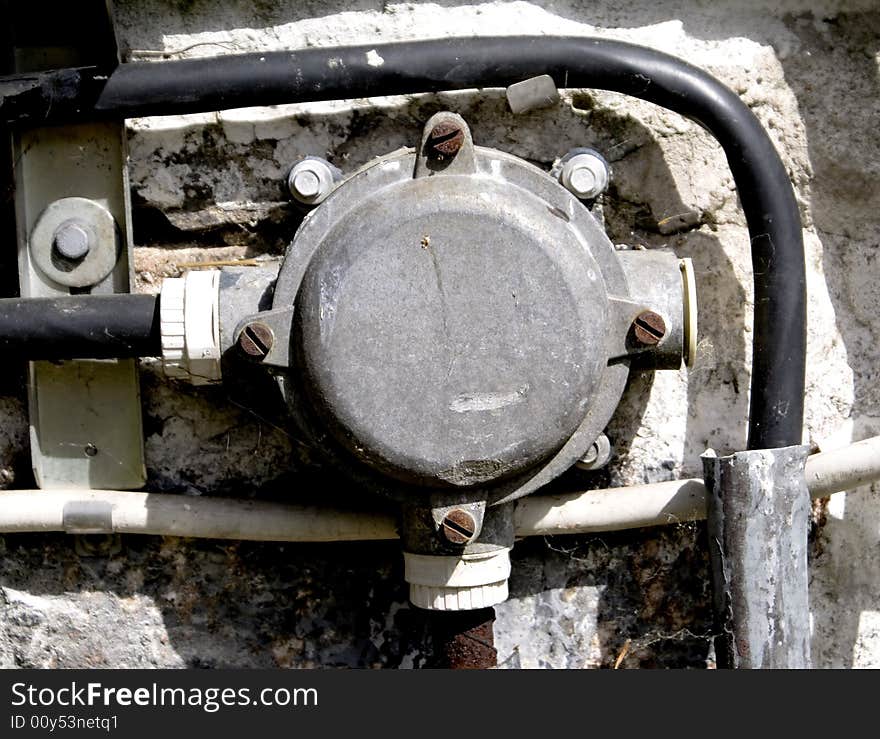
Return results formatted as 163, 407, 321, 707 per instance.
160, 270, 222, 386
404, 549, 512, 611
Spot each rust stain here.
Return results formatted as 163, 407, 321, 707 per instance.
430, 608, 497, 669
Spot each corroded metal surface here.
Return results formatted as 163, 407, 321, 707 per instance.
429, 608, 497, 668
702, 446, 812, 668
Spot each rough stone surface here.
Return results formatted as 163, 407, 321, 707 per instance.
1, 1, 879, 668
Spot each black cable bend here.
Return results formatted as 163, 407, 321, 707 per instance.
94, 37, 805, 449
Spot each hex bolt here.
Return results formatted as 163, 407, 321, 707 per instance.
559, 151, 610, 199
632, 310, 667, 346
440, 509, 477, 545
427, 120, 465, 157
52, 220, 91, 261
287, 158, 336, 205
237, 322, 275, 361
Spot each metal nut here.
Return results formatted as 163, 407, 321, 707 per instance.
237, 322, 275, 361
440, 509, 477, 545
632, 310, 667, 346
53, 220, 91, 261
427, 121, 465, 157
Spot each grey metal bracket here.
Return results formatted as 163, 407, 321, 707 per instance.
12, 121, 146, 490
414, 112, 478, 178
606, 295, 656, 361
8, 0, 146, 495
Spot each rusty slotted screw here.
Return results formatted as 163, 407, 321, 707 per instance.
632, 310, 667, 347
441, 508, 477, 545
237, 322, 275, 361
427, 120, 465, 157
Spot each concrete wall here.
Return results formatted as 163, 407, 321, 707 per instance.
1, 0, 878, 668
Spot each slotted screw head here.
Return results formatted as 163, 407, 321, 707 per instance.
427, 121, 465, 157
632, 311, 667, 346
237, 322, 275, 360
440, 509, 477, 545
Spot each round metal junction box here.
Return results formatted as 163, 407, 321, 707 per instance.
268, 114, 648, 504
227, 112, 693, 609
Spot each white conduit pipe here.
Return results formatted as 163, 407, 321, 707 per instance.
516, 478, 707, 536
520, 436, 880, 536
0, 492, 399, 542
0, 436, 878, 541
804, 435, 880, 498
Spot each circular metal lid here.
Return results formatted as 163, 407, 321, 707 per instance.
292, 171, 609, 488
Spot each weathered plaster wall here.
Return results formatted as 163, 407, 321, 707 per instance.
1, 0, 878, 668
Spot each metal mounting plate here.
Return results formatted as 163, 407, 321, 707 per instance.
12, 121, 146, 490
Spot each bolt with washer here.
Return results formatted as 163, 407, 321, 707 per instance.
288, 158, 337, 205
559, 150, 610, 200
53, 220, 91, 261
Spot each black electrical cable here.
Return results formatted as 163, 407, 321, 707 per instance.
0, 294, 160, 359
94, 37, 806, 450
